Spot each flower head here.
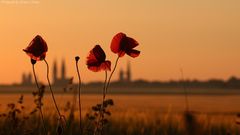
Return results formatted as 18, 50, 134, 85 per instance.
75, 56, 80, 62
87, 45, 111, 72
23, 35, 48, 61
111, 32, 140, 58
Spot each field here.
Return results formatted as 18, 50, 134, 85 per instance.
0, 93, 240, 135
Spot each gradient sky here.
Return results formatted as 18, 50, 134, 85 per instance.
0, 0, 240, 84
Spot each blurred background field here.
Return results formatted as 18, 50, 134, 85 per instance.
0, 92, 240, 134
1, 93, 240, 113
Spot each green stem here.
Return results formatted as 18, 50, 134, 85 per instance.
32, 64, 47, 135
75, 59, 82, 134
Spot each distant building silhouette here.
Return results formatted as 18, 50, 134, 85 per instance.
52, 59, 71, 86
118, 61, 132, 83
126, 61, 131, 82
119, 68, 124, 82
16, 59, 240, 91
21, 72, 33, 86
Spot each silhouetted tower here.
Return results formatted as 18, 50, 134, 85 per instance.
126, 61, 131, 82
27, 73, 32, 84
21, 72, 32, 85
119, 68, 124, 82
22, 73, 26, 84
53, 60, 58, 83
61, 59, 66, 79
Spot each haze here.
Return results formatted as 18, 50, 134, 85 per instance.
0, 0, 240, 84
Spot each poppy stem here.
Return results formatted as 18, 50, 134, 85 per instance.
103, 71, 108, 102
105, 56, 120, 95
43, 59, 66, 129
75, 58, 82, 134
101, 71, 108, 134
98, 55, 120, 135
93, 70, 108, 135
32, 64, 47, 135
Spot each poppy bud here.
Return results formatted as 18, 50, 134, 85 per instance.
75, 56, 80, 62
31, 59, 36, 65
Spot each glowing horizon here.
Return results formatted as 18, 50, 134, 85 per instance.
0, 0, 240, 84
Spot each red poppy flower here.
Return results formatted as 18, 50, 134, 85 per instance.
111, 32, 140, 58
87, 45, 111, 72
23, 35, 48, 61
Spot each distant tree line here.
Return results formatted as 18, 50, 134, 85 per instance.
85, 76, 240, 89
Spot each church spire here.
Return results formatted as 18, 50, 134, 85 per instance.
53, 59, 57, 83
22, 73, 26, 84
119, 68, 124, 82
28, 72, 32, 84
61, 59, 66, 79
126, 61, 131, 82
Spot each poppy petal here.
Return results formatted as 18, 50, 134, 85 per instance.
118, 51, 126, 57
86, 45, 111, 72
111, 32, 126, 54
126, 37, 139, 49
87, 55, 101, 72
87, 61, 111, 72
87, 50, 98, 65
93, 45, 106, 62
23, 35, 48, 61
100, 61, 111, 71
87, 65, 101, 72
126, 49, 140, 58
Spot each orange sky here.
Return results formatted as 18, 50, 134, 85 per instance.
0, 0, 240, 84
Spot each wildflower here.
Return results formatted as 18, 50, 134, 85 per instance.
111, 32, 140, 58
23, 35, 48, 61
87, 45, 111, 72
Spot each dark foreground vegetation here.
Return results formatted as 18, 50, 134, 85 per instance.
0, 104, 239, 135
